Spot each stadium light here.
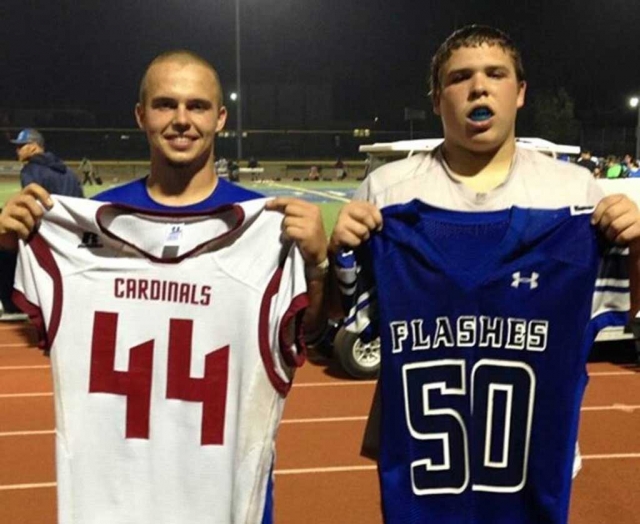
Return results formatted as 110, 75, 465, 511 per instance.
230, 92, 238, 102
631, 96, 640, 160
235, 0, 243, 160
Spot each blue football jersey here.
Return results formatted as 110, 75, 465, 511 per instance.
360, 201, 605, 524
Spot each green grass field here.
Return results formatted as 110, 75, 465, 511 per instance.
0, 179, 355, 235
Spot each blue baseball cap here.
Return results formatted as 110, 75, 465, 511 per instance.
10, 128, 45, 147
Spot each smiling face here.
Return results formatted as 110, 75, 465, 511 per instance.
135, 59, 227, 170
433, 44, 526, 154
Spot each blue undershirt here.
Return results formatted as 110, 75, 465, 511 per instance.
92, 176, 263, 210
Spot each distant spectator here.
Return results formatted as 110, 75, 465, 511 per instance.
605, 155, 624, 179
248, 156, 259, 169
334, 158, 348, 180
576, 150, 598, 174
215, 156, 229, 178
11, 129, 83, 197
228, 159, 240, 182
628, 160, 640, 178
307, 165, 320, 181
79, 157, 99, 186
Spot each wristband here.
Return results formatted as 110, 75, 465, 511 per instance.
305, 258, 329, 280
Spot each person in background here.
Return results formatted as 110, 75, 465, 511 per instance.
12, 129, 83, 197
576, 149, 598, 174
79, 157, 98, 186
1, 128, 84, 319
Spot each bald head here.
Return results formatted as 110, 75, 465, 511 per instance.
139, 50, 224, 109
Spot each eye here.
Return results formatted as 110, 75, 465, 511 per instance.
152, 98, 176, 110
488, 69, 507, 79
188, 100, 212, 112
447, 71, 471, 85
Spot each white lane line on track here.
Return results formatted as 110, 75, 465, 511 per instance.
0, 367, 636, 381
0, 430, 54, 437
0, 393, 52, 399
293, 381, 377, 388
275, 465, 376, 476
5, 453, 640, 490
269, 183, 350, 203
0, 365, 50, 370
281, 416, 368, 424
2, 404, 638, 438
0, 482, 56, 491
589, 371, 637, 377
582, 453, 640, 460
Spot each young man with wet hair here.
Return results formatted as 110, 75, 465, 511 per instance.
329, 24, 640, 523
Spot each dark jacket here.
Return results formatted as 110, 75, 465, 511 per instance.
21, 152, 84, 197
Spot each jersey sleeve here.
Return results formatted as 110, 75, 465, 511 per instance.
591, 244, 630, 329
12, 237, 55, 349
335, 244, 379, 342
263, 243, 309, 394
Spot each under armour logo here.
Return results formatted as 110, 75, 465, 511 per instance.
78, 232, 103, 248
511, 271, 539, 289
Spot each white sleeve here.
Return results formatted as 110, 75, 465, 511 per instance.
12, 238, 54, 349
268, 243, 309, 386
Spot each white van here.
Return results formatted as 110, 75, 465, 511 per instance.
331, 138, 638, 378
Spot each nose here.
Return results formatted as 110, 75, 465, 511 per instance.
172, 105, 190, 131
469, 73, 489, 100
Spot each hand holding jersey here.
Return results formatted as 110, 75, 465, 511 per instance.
0, 183, 52, 249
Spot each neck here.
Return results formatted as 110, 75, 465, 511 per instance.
442, 137, 516, 181
146, 154, 218, 207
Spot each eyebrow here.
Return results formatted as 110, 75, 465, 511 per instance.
149, 97, 214, 108
446, 64, 511, 76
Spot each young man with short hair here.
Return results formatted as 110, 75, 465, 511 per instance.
0, 50, 328, 524
329, 25, 640, 523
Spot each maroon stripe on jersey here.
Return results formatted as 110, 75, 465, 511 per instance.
259, 259, 310, 396
11, 290, 47, 350
260, 266, 288, 395
279, 293, 309, 368
95, 203, 246, 264
16, 234, 64, 350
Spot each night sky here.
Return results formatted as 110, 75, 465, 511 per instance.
1, 0, 639, 128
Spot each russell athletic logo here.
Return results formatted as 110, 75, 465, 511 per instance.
511, 271, 539, 289
78, 232, 103, 248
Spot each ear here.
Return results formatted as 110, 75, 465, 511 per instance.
432, 93, 441, 116
135, 103, 145, 130
215, 106, 228, 133
516, 81, 527, 109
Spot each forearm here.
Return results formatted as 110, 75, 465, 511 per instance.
302, 275, 327, 340
0, 232, 18, 251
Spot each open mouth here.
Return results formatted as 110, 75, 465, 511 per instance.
468, 106, 494, 122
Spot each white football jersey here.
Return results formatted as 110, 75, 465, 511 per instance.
13, 196, 308, 524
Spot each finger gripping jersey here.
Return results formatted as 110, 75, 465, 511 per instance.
13, 196, 308, 524
359, 201, 603, 524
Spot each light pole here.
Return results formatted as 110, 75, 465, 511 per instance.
235, 0, 243, 160
631, 96, 640, 161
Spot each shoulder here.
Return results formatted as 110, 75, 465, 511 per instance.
514, 148, 603, 206
92, 177, 148, 204
211, 179, 263, 204
355, 152, 438, 205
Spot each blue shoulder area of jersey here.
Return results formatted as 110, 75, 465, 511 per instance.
92, 177, 263, 210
